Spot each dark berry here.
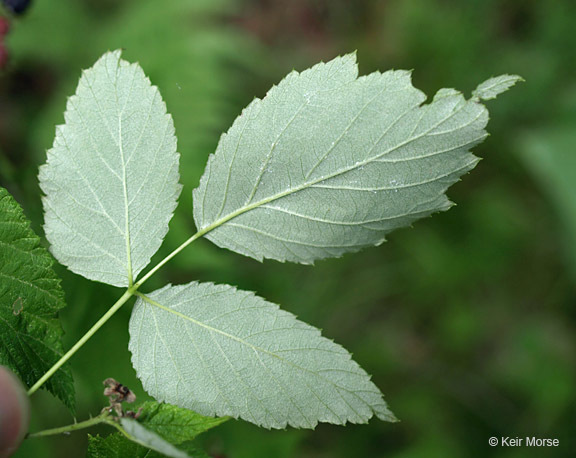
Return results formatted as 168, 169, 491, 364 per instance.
0, 44, 8, 70
2, 0, 32, 15
0, 16, 9, 36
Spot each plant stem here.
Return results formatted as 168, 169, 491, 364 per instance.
29, 224, 214, 395
133, 230, 204, 288
27, 412, 114, 438
29, 160, 305, 397
27, 289, 135, 396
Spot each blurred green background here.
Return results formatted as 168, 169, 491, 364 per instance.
1, 0, 575, 457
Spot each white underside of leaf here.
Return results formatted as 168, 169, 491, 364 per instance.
39, 50, 181, 287
129, 282, 396, 429
193, 55, 512, 263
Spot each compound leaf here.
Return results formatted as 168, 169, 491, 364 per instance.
39, 50, 181, 287
128, 282, 395, 429
194, 54, 517, 263
0, 187, 74, 411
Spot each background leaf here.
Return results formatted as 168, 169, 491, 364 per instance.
0, 187, 74, 411
519, 123, 576, 279
193, 54, 513, 264
87, 433, 160, 458
87, 433, 210, 458
135, 401, 228, 444
116, 418, 191, 458
129, 282, 395, 429
86, 401, 222, 458
39, 50, 181, 287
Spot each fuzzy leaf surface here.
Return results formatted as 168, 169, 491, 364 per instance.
39, 50, 181, 287
129, 282, 395, 429
193, 54, 515, 263
0, 187, 74, 410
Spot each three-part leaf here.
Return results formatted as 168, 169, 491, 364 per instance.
0, 187, 74, 410
36, 50, 520, 434
193, 54, 519, 263
129, 282, 396, 429
39, 50, 181, 287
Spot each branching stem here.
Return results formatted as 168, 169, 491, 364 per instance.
29, 213, 236, 396
27, 227, 207, 396
27, 411, 115, 438
133, 230, 204, 289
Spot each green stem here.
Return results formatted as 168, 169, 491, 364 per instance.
134, 210, 243, 290
27, 289, 135, 396
27, 412, 114, 438
29, 227, 212, 395
133, 230, 203, 289
28, 164, 291, 396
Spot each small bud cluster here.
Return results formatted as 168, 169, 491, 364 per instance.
102, 377, 143, 420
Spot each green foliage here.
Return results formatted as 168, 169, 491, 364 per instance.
130, 282, 395, 428
85, 400, 224, 457
116, 418, 191, 458
88, 433, 163, 458
0, 187, 74, 411
520, 124, 576, 279
134, 401, 229, 443
87, 433, 210, 458
39, 51, 181, 287
87, 427, 189, 458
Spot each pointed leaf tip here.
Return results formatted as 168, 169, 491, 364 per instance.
473, 74, 523, 101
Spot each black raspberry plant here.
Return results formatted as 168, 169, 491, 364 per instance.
0, 50, 521, 456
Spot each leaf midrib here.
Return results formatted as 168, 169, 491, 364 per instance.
200, 98, 478, 239
138, 292, 371, 398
